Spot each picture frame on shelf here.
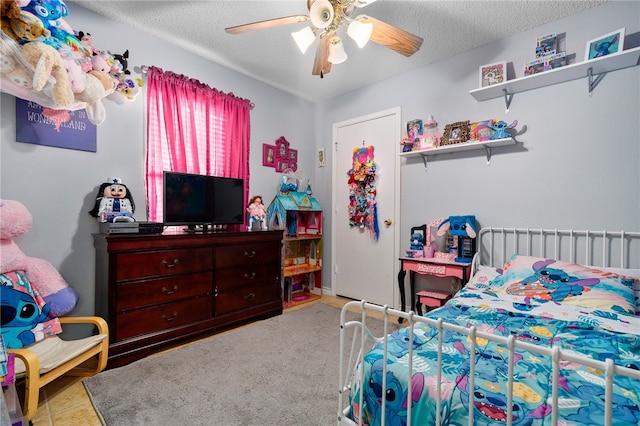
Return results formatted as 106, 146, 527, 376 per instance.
536, 33, 557, 58
406, 119, 423, 141
441, 120, 470, 145
479, 62, 506, 88
262, 144, 276, 167
585, 28, 625, 60
470, 120, 493, 142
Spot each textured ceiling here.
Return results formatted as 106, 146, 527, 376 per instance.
71, 0, 606, 103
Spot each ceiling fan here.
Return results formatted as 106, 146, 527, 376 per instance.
225, 0, 424, 78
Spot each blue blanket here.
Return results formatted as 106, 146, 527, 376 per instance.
349, 285, 640, 425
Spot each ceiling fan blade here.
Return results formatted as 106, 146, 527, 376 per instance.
225, 15, 309, 34
358, 15, 423, 57
312, 33, 332, 77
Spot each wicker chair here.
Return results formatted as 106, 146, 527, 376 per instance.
8, 316, 109, 421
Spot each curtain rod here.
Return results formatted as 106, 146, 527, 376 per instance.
137, 65, 255, 110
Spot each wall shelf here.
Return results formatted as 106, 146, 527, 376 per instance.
469, 46, 640, 109
399, 137, 516, 168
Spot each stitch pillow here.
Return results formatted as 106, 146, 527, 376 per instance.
0, 270, 62, 349
489, 255, 636, 315
597, 267, 640, 315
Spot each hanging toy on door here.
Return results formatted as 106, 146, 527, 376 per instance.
346, 144, 379, 241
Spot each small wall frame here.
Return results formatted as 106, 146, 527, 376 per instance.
479, 62, 506, 88
262, 144, 276, 167
585, 28, 625, 60
441, 121, 470, 145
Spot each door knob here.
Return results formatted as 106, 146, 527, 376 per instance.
384, 219, 392, 226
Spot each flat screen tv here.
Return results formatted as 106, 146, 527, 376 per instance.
163, 171, 245, 230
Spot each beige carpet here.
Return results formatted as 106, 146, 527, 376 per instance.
83, 302, 398, 426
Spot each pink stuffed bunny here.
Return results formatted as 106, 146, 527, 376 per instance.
0, 199, 78, 316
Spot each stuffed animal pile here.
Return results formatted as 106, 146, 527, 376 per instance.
0, 199, 78, 317
0, 0, 143, 124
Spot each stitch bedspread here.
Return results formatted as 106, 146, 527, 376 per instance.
348, 282, 640, 425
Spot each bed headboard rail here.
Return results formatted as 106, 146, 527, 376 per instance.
477, 227, 640, 269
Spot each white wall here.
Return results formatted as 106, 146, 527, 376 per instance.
312, 1, 640, 294
0, 2, 638, 315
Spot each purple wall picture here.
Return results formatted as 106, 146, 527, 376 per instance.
15, 99, 97, 152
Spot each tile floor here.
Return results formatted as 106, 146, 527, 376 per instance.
24, 295, 373, 425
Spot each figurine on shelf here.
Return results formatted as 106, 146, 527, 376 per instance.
490, 119, 518, 139
88, 177, 136, 223
247, 195, 268, 231
418, 114, 440, 149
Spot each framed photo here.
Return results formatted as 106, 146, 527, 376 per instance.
470, 120, 493, 142
262, 144, 276, 167
441, 121, 470, 145
406, 119, 423, 141
276, 160, 289, 173
536, 33, 557, 58
479, 62, 506, 88
585, 28, 625, 60
275, 136, 290, 160
318, 148, 325, 167
289, 149, 298, 161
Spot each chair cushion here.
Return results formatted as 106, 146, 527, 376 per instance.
13, 334, 107, 375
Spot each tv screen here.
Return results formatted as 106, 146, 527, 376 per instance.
163, 171, 245, 227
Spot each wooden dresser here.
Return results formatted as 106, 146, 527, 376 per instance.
93, 229, 283, 367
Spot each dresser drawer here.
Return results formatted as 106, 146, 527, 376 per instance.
215, 242, 280, 268
216, 282, 280, 316
115, 296, 212, 341
116, 272, 213, 311
116, 247, 212, 281
215, 264, 280, 291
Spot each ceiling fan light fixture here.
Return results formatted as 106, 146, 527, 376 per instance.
354, 0, 377, 7
328, 36, 347, 64
347, 19, 373, 48
309, 0, 335, 29
292, 26, 316, 54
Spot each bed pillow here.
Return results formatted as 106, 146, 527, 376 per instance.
596, 267, 640, 315
489, 254, 636, 314
466, 265, 502, 290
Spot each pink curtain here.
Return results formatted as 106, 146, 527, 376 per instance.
145, 66, 251, 222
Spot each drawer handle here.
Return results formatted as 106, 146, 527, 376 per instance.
244, 272, 256, 280
161, 285, 179, 295
244, 292, 256, 301
161, 311, 178, 321
243, 250, 256, 258
162, 258, 179, 268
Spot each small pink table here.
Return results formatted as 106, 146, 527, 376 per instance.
397, 257, 471, 322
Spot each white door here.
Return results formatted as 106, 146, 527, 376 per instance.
332, 108, 400, 306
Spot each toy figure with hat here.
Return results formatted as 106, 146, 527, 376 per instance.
88, 177, 135, 222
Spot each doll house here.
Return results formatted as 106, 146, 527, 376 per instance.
266, 191, 323, 303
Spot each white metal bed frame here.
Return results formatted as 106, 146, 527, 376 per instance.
338, 227, 640, 426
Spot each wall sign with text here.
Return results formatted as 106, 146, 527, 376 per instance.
15, 99, 97, 152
